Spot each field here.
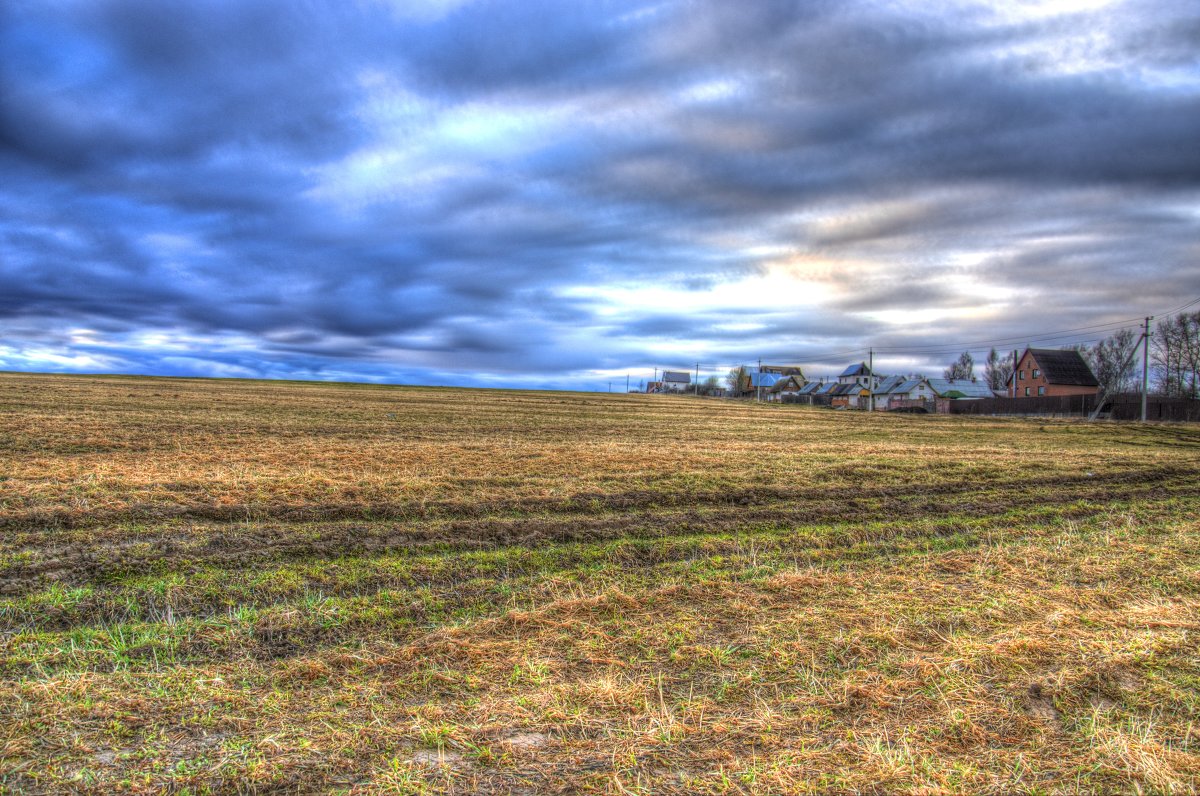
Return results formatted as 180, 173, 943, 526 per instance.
1, 372, 1199, 794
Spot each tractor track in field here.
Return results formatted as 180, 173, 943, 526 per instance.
1, 462, 1191, 533
1, 466, 1193, 597
3, 488, 1186, 672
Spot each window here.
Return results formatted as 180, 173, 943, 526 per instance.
1024, 387, 1031, 396
1033, 369, 1041, 378
1038, 386, 1045, 395
1019, 370, 1025, 380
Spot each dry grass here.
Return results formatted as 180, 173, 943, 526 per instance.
1, 372, 1198, 793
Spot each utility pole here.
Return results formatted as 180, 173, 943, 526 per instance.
694, 362, 699, 396
1089, 329, 1147, 422
1142, 316, 1152, 422
868, 348, 874, 411
608, 381, 612, 393
1012, 349, 1018, 398
626, 374, 629, 393
756, 357, 762, 402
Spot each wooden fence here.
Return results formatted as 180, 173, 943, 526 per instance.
945, 393, 1200, 421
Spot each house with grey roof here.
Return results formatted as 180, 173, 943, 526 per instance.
893, 378, 934, 401
871, 374, 908, 410
661, 371, 692, 392
885, 377, 991, 411
925, 378, 995, 400
829, 381, 869, 409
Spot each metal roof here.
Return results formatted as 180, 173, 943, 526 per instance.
925, 378, 994, 399
873, 374, 906, 394
896, 378, 925, 394
838, 362, 871, 378
797, 381, 822, 394
662, 370, 691, 383
759, 365, 805, 377
748, 372, 782, 388
769, 375, 807, 393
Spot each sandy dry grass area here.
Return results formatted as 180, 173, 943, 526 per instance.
1, 373, 1198, 793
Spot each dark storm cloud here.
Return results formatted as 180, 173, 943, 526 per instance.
1, 0, 1198, 388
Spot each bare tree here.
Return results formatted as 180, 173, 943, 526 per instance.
726, 365, 749, 396
1088, 328, 1139, 395
698, 375, 722, 396
943, 351, 974, 381
983, 348, 1013, 392
1153, 312, 1200, 398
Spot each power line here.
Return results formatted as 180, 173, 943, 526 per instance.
645, 294, 1200, 377
869, 318, 1142, 354
1160, 294, 1200, 316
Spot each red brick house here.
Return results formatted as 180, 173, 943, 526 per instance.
1010, 348, 1099, 398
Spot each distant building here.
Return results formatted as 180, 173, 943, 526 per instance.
837, 362, 882, 391
797, 381, 822, 397
884, 377, 991, 412
925, 378, 995, 400
733, 366, 793, 397
871, 374, 909, 410
759, 364, 805, 377
831, 382, 870, 409
1009, 348, 1100, 398
642, 371, 694, 393
766, 375, 806, 401
889, 378, 937, 409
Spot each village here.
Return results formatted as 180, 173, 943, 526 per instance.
646, 346, 1102, 414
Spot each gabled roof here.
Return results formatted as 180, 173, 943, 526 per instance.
748, 372, 782, 388
815, 382, 839, 395
896, 378, 925, 394
839, 362, 871, 378
760, 365, 805, 377
797, 381, 822, 395
873, 374, 906, 394
769, 375, 804, 393
662, 370, 691, 383
1026, 348, 1099, 387
925, 378, 994, 399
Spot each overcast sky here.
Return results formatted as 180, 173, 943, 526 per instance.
2, 0, 1198, 390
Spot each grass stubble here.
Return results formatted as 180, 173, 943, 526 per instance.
0, 372, 1198, 794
